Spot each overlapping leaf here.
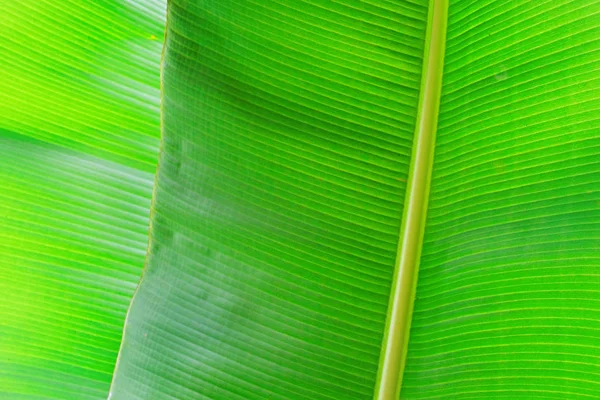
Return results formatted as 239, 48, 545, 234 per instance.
0, 1, 164, 398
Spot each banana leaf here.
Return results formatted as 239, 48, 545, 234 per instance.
3, 0, 600, 399
108, 0, 600, 398
0, 1, 164, 398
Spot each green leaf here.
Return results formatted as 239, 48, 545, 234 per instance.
109, 0, 600, 398
111, 0, 428, 398
403, 1, 600, 398
0, 1, 164, 398
5, 0, 599, 398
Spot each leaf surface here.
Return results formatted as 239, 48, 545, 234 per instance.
111, 0, 428, 398
0, 1, 164, 398
82, 0, 600, 399
404, 1, 600, 398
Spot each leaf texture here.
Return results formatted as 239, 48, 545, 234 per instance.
109, 0, 429, 398
403, 0, 600, 398
0, 1, 164, 398
110, 0, 600, 398
30, 0, 600, 399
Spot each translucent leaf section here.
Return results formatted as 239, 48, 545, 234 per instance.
404, 1, 600, 398
0, 1, 164, 398
110, 0, 428, 398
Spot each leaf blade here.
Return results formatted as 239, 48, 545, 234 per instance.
403, 0, 600, 398
109, 0, 430, 398
0, 1, 164, 398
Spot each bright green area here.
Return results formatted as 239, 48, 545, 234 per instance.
109, 0, 429, 398
0, 1, 164, 398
